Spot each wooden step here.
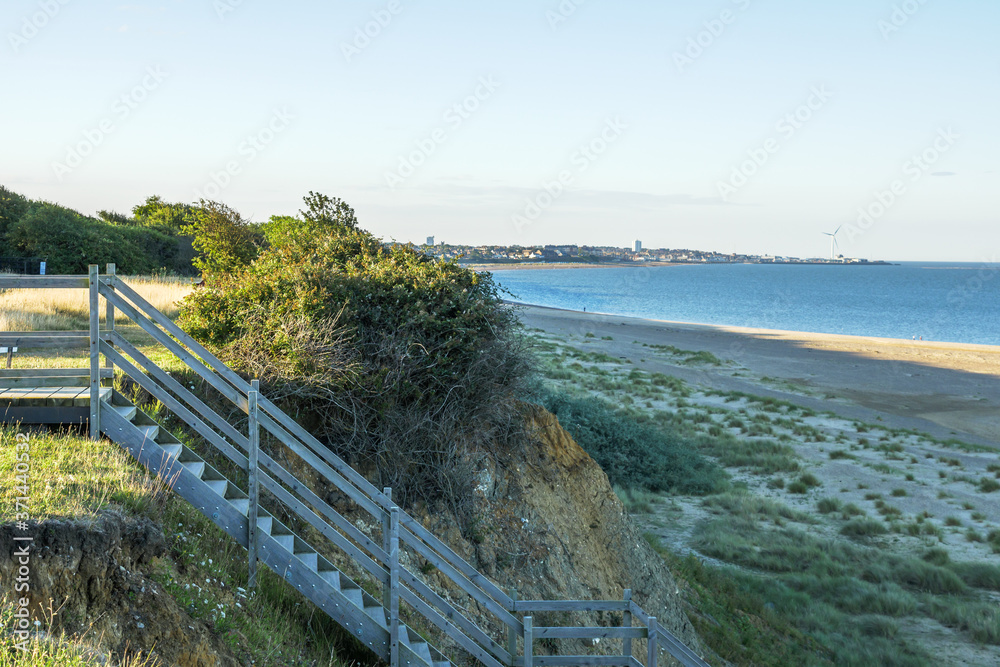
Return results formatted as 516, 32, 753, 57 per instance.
228, 498, 250, 515
294, 551, 318, 571
321, 570, 341, 588
136, 424, 159, 442
256, 516, 273, 534
112, 404, 137, 420
181, 461, 206, 478
408, 633, 432, 664
205, 480, 228, 496
271, 534, 295, 551
364, 605, 388, 629
160, 443, 183, 459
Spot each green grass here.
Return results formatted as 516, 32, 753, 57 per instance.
840, 518, 888, 538
817, 497, 843, 514
650, 531, 932, 665
531, 334, 1000, 662
0, 606, 159, 666
703, 490, 812, 524
0, 426, 365, 667
698, 436, 801, 474
978, 477, 1000, 493
613, 486, 660, 514
539, 390, 726, 494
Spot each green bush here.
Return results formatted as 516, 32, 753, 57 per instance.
0, 185, 29, 238
182, 200, 261, 278
4, 201, 186, 274
540, 390, 725, 495
179, 193, 531, 508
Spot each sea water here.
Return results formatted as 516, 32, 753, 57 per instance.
492, 262, 1000, 346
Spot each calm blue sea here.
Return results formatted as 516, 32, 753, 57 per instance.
492, 262, 1000, 346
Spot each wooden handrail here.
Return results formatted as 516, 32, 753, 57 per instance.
0, 275, 89, 289
85, 271, 712, 667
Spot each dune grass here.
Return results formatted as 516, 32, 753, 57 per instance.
0, 275, 193, 331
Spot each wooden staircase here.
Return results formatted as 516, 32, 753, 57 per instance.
1, 266, 710, 667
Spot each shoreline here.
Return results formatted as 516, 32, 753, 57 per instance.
465, 262, 681, 271
516, 302, 1000, 448
507, 300, 1000, 354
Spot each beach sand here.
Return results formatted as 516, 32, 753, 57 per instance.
516, 303, 1000, 448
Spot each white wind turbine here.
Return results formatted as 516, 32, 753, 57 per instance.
822, 226, 842, 260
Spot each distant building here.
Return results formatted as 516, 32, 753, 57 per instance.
426, 236, 434, 246
634, 240, 642, 252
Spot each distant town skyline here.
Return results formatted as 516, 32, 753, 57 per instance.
2, 0, 997, 261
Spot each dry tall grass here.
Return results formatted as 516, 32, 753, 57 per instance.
0, 276, 194, 331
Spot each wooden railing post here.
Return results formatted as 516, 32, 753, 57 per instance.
88, 265, 100, 440
389, 506, 400, 667
247, 379, 260, 589
508, 588, 518, 665
524, 616, 533, 667
381, 487, 393, 609
104, 264, 115, 380
647, 616, 658, 667
622, 588, 633, 660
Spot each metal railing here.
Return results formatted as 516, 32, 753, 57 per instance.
0, 266, 710, 667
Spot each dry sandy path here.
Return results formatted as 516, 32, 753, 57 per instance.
517, 304, 1000, 449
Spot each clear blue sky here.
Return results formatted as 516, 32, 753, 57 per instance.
2, 0, 997, 260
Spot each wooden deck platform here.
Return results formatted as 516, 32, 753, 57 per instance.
1, 386, 111, 425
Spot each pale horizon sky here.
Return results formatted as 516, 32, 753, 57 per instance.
2, 0, 998, 261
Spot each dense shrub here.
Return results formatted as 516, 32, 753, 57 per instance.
0, 187, 198, 274
0, 185, 29, 238
179, 194, 531, 508
538, 390, 725, 495
182, 200, 261, 278
4, 201, 186, 274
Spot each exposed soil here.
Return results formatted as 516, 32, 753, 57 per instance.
0, 511, 239, 667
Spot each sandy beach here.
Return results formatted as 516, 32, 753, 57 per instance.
516, 303, 1000, 448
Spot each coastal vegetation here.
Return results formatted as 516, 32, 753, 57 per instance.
0, 186, 197, 275
177, 193, 531, 509
4, 190, 999, 665
530, 325, 1000, 665
0, 425, 366, 666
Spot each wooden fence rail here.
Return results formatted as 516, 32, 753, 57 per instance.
1, 266, 711, 667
